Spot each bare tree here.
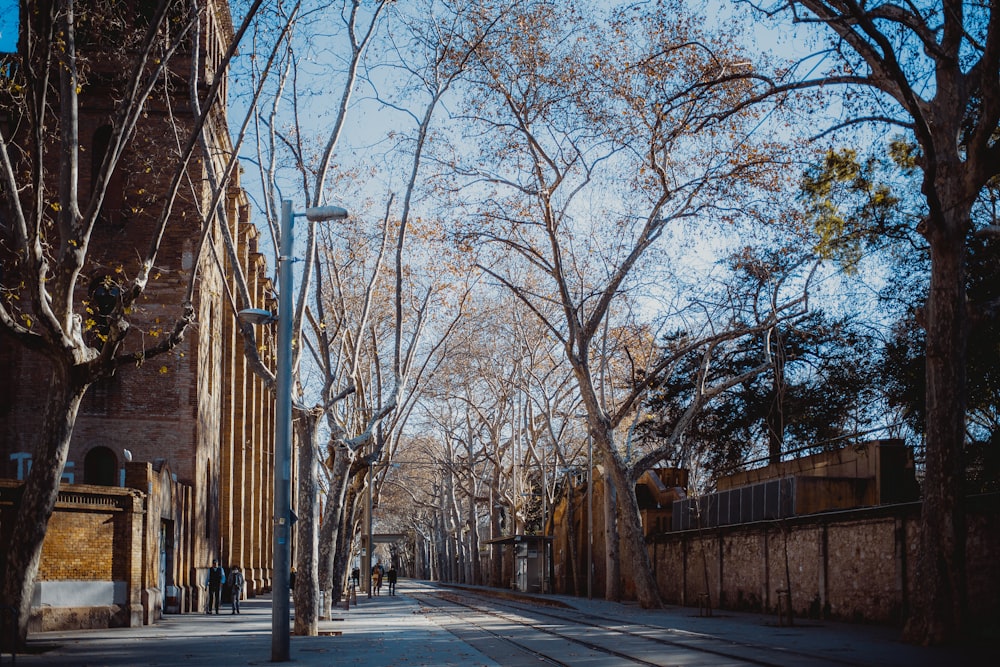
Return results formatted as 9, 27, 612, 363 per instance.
233, 0, 394, 634
455, 2, 808, 607
292, 0, 512, 624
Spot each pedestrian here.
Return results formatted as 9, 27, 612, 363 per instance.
351, 566, 360, 588
206, 560, 226, 614
230, 565, 245, 614
387, 565, 397, 596
372, 564, 383, 596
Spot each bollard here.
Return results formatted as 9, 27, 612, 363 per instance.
697, 592, 712, 617
776, 588, 793, 626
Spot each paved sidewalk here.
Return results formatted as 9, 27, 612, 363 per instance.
12, 588, 495, 666
6, 582, 992, 666
480, 585, 991, 667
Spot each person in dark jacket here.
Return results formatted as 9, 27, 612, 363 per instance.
387, 566, 397, 596
206, 560, 226, 614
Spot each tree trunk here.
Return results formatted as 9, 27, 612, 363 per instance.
564, 476, 580, 596
598, 429, 661, 609
430, 512, 440, 581
435, 511, 449, 581
903, 213, 968, 644
317, 447, 353, 619
576, 364, 661, 608
603, 467, 621, 601
489, 482, 503, 587
317, 520, 336, 620
443, 471, 463, 581
1, 361, 87, 649
331, 487, 363, 604
467, 494, 481, 584
417, 530, 429, 579
293, 412, 320, 637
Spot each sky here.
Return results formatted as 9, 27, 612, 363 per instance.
0, 0, 925, 453
0, 0, 15, 52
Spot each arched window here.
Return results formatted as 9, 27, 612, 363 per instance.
84, 446, 118, 486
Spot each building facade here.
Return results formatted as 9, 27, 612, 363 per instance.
0, 0, 277, 630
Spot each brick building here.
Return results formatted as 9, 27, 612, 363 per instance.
0, 1, 277, 630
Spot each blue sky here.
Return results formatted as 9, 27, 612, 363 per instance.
0, 0, 15, 52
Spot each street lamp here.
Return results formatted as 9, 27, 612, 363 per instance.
564, 412, 594, 600
587, 428, 593, 600
366, 460, 373, 598
240, 199, 348, 663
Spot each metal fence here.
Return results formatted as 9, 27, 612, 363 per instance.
672, 478, 795, 531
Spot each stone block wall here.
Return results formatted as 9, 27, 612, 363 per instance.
720, 530, 765, 611
650, 495, 1000, 627
823, 518, 901, 621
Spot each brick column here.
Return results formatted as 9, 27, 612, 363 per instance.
120, 487, 146, 627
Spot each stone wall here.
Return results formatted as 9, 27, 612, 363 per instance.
650, 495, 1000, 627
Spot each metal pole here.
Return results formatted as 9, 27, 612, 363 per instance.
272, 199, 293, 662
366, 462, 373, 597
542, 446, 548, 593
587, 430, 593, 600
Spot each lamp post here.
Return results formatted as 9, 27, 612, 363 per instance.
365, 459, 373, 598
587, 428, 593, 600
567, 413, 593, 600
242, 199, 347, 663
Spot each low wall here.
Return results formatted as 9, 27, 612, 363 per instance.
0, 482, 146, 633
650, 494, 1000, 626
0, 469, 194, 632
32, 581, 127, 607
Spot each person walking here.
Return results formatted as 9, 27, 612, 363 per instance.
372, 564, 383, 596
351, 566, 360, 588
230, 566, 245, 614
206, 560, 226, 614
387, 565, 397, 596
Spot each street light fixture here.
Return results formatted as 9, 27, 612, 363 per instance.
240, 199, 348, 663
237, 308, 275, 326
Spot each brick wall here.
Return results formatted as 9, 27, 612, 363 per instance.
0, 0, 278, 631
41, 508, 116, 581
0, 480, 146, 631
